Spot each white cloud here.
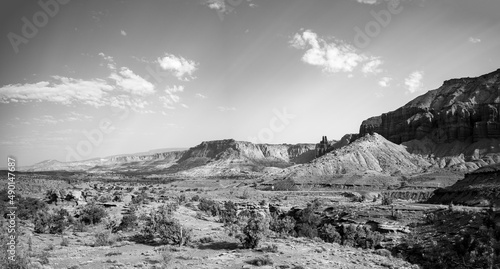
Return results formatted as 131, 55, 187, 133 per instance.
362, 58, 383, 74
157, 54, 198, 81
160, 85, 185, 109
0, 75, 153, 113
469, 37, 481, 43
181, 103, 189, 108
355, 0, 379, 4
121, 30, 127, 36
378, 77, 392, 87
166, 85, 184, 93
290, 29, 381, 74
195, 93, 208, 99
99, 52, 116, 70
405, 71, 424, 93
218, 106, 236, 112
0, 76, 113, 107
206, 0, 226, 11
109, 67, 155, 96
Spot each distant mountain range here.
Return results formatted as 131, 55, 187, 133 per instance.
24, 68, 500, 182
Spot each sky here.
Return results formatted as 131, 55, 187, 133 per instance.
1, 0, 500, 166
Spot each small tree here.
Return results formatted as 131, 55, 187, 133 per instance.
79, 202, 108, 225
141, 205, 192, 246
238, 211, 269, 249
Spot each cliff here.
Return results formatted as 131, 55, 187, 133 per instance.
22, 140, 316, 176
427, 163, 500, 206
360, 68, 500, 145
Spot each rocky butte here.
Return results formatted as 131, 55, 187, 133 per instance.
360, 68, 500, 145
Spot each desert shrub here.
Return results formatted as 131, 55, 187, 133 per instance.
104, 251, 122, 256
164, 202, 179, 214
141, 205, 192, 246
103, 216, 121, 233
238, 211, 269, 249
396, 210, 500, 269
339, 224, 382, 249
246, 255, 273, 266
381, 195, 393, 205
97, 194, 112, 203
49, 208, 73, 234
45, 189, 59, 204
17, 197, 48, 221
177, 194, 186, 204
391, 209, 403, 220
261, 244, 279, 253
0, 190, 47, 221
295, 200, 322, 239
319, 223, 341, 244
118, 213, 138, 231
73, 221, 87, 232
34, 210, 51, 234
269, 214, 296, 237
34, 208, 73, 234
198, 198, 221, 217
351, 195, 365, 203
93, 230, 115, 247
191, 195, 200, 202
198, 236, 214, 244
79, 202, 108, 225
220, 201, 238, 224
131, 191, 148, 205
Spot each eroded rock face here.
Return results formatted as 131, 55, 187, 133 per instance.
360, 69, 500, 144
283, 133, 432, 181
428, 163, 500, 206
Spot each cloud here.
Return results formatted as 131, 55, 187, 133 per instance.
160, 85, 185, 109
99, 52, 116, 70
195, 93, 208, 99
157, 54, 198, 81
469, 37, 481, 43
109, 67, 155, 96
378, 77, 392, 87
206, 0, 226, 11
290, 29, 381, 74
218, 106, 236, 112
121, 30, 127, 36
362, 58, 383, 74
405, 71, 424, 93
0, 76, 113, 107
354, 0, 379, 4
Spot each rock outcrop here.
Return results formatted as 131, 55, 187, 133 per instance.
360, 68, 500, 145
282, 133, 432, 183
427, 163, 500, 206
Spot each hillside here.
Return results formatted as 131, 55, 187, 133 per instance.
22, 140, 316, 176
280, 133, 432, 185
428, 163, 500, 206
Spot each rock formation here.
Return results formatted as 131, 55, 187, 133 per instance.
427, 163, 500, 206
22, 140, 316, 176
359, 69, 500, 145
282, 133, 432, 183
315, 136, 329, 157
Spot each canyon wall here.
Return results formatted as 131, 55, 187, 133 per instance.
360, 69, 500, 145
